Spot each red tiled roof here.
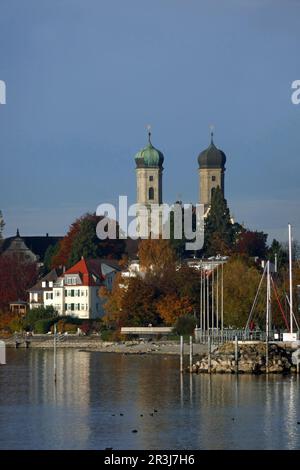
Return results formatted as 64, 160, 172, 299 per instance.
64, 258, 105, 286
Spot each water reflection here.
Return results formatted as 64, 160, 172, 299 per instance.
0, 349, 300, 449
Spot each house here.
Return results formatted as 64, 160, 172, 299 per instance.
9, 300, 28, 316
28, 258, 121, 319
28, 268, 63, 309
0, 229, 62, 265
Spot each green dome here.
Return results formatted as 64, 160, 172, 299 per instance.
135, 133, 164, 168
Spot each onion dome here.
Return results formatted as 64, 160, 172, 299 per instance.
135, 130, 164, 168
198, 131, 226, 169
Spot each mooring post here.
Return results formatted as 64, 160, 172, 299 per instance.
180, 335, 184, 373
208, 335, 211, 374
0, 340, 6, 365
266, 336, 269, 375
235, 335, 238, 374
54, 323, 57, 384
189, 335, 193, 373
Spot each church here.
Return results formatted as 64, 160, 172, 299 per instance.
134, 128, 227, 217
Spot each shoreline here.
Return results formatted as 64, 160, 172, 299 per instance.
1, 337, 207, 356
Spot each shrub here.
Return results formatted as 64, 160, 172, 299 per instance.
9, 316, 24, 333
100, 328, 116, 341
34, 318, 55, 334
173, 315, 196, 336
24, 306, 57, 330
50, 319, 78, 334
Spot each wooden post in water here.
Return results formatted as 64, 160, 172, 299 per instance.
0, 340, 6, 365
266, 339, 269, 375
180, 335, 184, 373
208, 335, 211, 374
235, 335, 239, 374
189, 336, 193, 373
54, 323, 57, 384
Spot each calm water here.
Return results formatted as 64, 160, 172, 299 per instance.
0, 349, 300, 450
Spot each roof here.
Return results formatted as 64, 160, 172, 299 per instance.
135, 132, 164, 168
1, 232, 62, 261
64, 258, 120, 286
9, 300, 28, 305
28, 268, 62, 292
198, 133, 226, 169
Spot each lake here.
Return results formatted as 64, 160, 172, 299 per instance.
0, 348, 300, 450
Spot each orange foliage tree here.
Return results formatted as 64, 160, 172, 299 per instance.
156, 293, 193, 325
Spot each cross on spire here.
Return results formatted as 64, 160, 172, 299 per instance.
146, 124, 152, 144
209, 124, 215, 144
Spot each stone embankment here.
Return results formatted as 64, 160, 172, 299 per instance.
188, 342, 298, 374
3, 336, 207, 355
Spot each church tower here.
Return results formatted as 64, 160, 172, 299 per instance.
198, 130, 226, 212
135, 128, 164, 207
134, 128, 164, 235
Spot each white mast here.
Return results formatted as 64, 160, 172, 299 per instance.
266, 261, 271, 340
288, 223, 293, 334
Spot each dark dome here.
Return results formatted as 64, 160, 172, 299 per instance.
198, 134, 226, 169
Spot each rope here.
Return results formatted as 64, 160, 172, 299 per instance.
271, 276, 289, 330
244, 262, 267, 334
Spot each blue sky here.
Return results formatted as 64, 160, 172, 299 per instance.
0, 0, 300, 243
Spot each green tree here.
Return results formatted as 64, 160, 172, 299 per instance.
0, 210, 5, 239
204, 187, 233, 256
222, 256, 265, 328
43, 243, 60, 272
68, 218, 100, 266
67, 214, 126, 267
268, 239, 288, 269
173, 315, 197, 336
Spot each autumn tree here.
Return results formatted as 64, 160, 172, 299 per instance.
156, 293, 193, 325
235, 230, 268, 258
52, 213, 126, 269
0, 254, 38, 310
99, 272, 127, 327
222, 256, 266, 328
138, 239, 177, 275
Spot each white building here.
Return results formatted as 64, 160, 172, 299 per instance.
28, 258, 120, 319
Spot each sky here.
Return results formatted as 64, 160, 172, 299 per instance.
0, 0, 300, 243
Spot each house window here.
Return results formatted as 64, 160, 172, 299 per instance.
212, 176, 216, 182
148, 187, 154, 200
149, 176, 153, 181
